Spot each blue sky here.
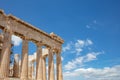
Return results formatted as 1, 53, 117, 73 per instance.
0, 0, 120, 80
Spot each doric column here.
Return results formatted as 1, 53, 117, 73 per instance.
28, 60, 34, 80
36, 43, 43, 80
43, 56, 46, 80
28, 61, 33, 79
0, 33, 3, 61
13, 54, 20, 78
20, 38, 28, 80
48, 47, 54, 80
31, 62, 34, 79
0, 29, 12, 78
19, 60, 21, 78
56, 51, 63, 80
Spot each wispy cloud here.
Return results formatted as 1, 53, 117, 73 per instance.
62, 39, 93, 55
62, 42, 73, 52
75, 39, 93, 48
86, 20, 97, 29
64, 65, 120, 80
86, 25, 91, 29
61, 56, 64, 61
12, 35, 22, 46
64, 52, 103, 70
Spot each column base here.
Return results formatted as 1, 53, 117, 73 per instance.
20, 77, 28, 80
1, 78, 21, 80
37, 79, 43, 80
0, 78, 4, 80
0, 75, 7, 79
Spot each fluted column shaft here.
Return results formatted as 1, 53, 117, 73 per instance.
20, 39, 28, 80
0, 31, 12, 78
36, 44, 43, 80
28, 61, 32, 79
0, 30, 4, 64
48, 48, 54, 80
43, 57, 46, 80
56, 53, 63, 80
28, 61, 34, 79
19, 61, 21, 78
31, 62, 34, 79
13, 54, 20, 77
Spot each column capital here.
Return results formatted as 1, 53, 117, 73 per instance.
3, 17, 13, 34
42, 51, 48, 58
3, 26, 13, 35
14, 54, 19, 57
53, 48, 62, 54
42, 53, 48, 59
46, 45, 51, 49
36, 41, 44, 47
46, 46, 55, 52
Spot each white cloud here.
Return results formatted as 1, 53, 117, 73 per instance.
86, 25, 91, 29
64, 52, 102, 70
64, 61, 77, 71
85, 53, 96, 61
93, 20, 97, 24
63, 39, 93, 55
76, 39, 92, 46
85, 52, 101, 62
75, 48, 83, 55
86, 20, 97, 29
75, 39, 93, 48
62, 42, 72, 52
75, 39, 93, 55
64, 65, 120, 80
12, 35, 22, 46
86, 39, 93, 45
61, 56, 64, 61
75, 40, 85, 48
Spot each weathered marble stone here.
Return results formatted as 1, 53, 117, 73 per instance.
20, 39, 28, 80
13, 54, 20, 78
36, 44, 43, 80
0, 10, 64, 80
48, 48, 54, 80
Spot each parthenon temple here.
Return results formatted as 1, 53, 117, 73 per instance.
0, 10, 64, 80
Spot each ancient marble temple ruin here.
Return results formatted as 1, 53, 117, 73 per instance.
0, 10, 64, 80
